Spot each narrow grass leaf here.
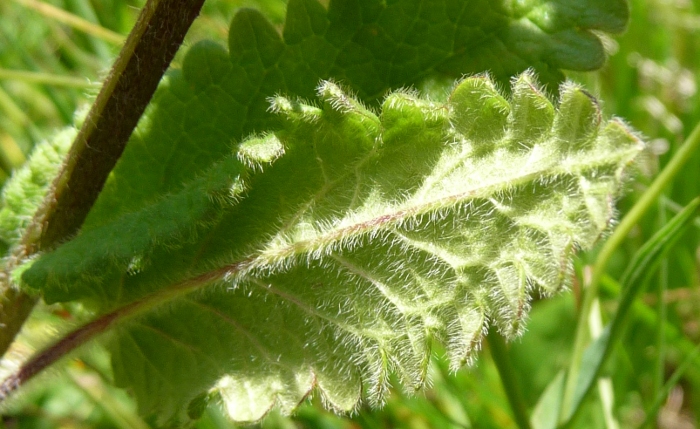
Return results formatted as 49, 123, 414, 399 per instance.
531, 371, 565, 429
562, 197, 700, 426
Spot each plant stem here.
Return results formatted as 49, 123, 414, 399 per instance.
0, 300, 133, 401
653, 200, 668, 399
24, 0, 206, 251
560, 121, 700, 423
0, 263, 223, 401
0, 0, 205, 359
487, 329, 532, 429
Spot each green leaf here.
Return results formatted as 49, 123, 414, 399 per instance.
84, 0, 629, 231
20, 73, 643, 423
531, 370, 565, 429
0, 127, 75, 247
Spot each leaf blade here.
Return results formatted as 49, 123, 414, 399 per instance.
86, 0, 629, 231
18, 74, 643, 423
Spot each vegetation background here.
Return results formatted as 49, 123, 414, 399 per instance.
0, 0, 699, 428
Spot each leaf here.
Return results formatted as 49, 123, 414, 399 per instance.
531, 370, 565, 429
19, 72, 644, 423
83, 0, 629, 231
0, 127, 76, 247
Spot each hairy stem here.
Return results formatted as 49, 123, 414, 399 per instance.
0, 302, 127, 402
0, 0, 205, 359
0, 265, 222, 402
560, 121, 700, 423
24, 0, 206, 251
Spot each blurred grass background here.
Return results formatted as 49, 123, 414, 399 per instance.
1, 0, 700, 428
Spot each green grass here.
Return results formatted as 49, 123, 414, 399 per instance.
1, 0, 700, 428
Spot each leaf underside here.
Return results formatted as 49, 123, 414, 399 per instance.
9, 0, 633, 423
83, 0, 628, 230
22, 72, 643, 423
0, 128, 75, 247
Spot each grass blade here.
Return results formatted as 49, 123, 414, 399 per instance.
0, 68, 100, 88
13, 0, 125, 45
560, 197, 700, 426
532, 371, 566, 429
562, 121, 700, 421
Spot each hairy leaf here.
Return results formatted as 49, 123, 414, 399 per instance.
84, 0, 628, 231
20, 73, 643, 422
0, 127, 75, 247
